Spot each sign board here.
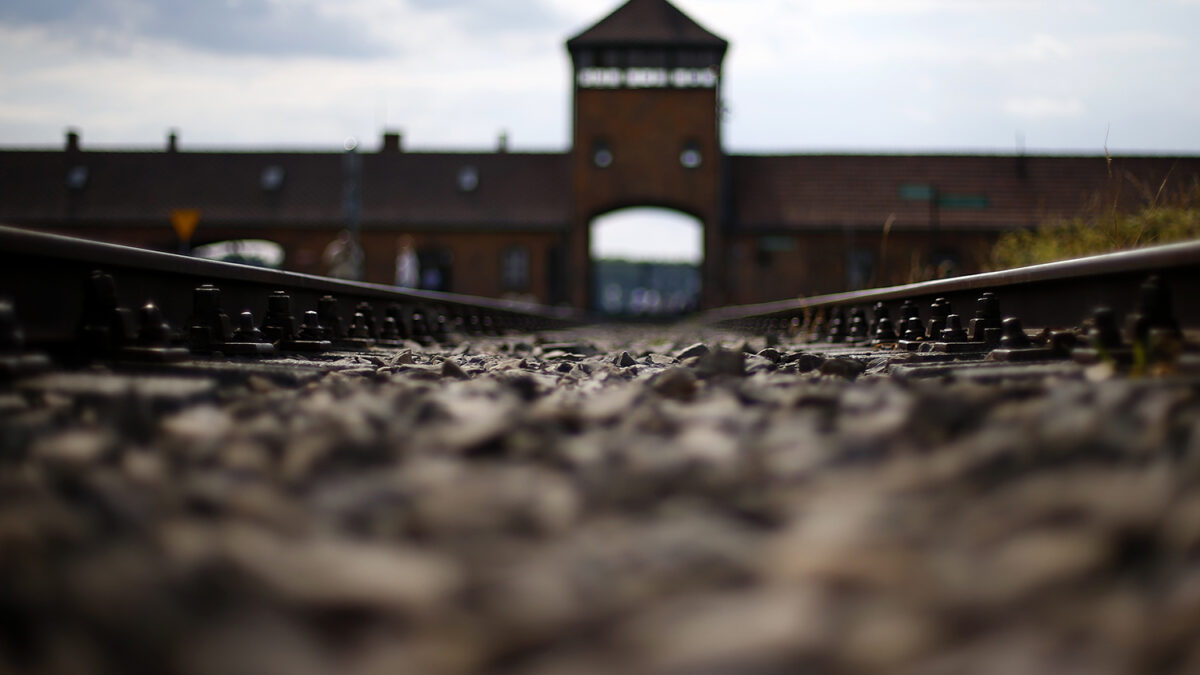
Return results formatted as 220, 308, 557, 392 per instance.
170, 209, 201, 242
898, 184, 935, 201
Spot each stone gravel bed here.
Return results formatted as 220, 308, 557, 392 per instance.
3, 326, 1200, 674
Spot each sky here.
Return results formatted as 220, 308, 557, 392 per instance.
2, 0, 1199, 155
2, 0, 1198, 262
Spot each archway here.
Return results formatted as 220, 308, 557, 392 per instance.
589, 207, 703, 317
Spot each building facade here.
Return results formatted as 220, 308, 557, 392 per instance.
2, 0, 1199, 310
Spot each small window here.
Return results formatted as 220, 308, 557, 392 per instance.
501, 246, 530, 291
847, 249, 875, 290
593, 141, 613, 168
458, 166, 479, 192
599, 49, 622, 68
680, 143, 702, 169
574, 49, 595, 68
66, 165, 88, 190
418, 248, 453, 291
261, 165, 285, 191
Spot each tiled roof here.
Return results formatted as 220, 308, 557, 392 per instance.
3, 148, 1198, 234
729, 154, 1200, 232
567, 0, 727, 49
0, 150, 571, 231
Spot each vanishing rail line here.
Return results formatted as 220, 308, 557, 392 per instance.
703, 241, 1200, 361
0, 225, 579, 360
2, 223, 1198, 369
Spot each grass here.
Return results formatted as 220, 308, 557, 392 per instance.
989, 174, 1200, 270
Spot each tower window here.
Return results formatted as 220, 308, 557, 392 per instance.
680, 143, 702, 169
593, 142, 613, 169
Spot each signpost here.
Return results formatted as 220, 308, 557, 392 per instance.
170, 209, 201, 254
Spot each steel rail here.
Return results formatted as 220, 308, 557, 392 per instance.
0, 225, 580, 346
702, 240, 1200, 333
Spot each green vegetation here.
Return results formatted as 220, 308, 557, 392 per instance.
990, 183, 1200, 270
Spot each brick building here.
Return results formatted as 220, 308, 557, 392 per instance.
2, 0, 1199, 310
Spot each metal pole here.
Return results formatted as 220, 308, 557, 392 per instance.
343, 139, 363, 281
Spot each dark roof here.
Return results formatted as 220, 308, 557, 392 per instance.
730, 154, 1200, 232
0, 150, 571, 231
567, 0, 727, 49
4, 147, 1198, 235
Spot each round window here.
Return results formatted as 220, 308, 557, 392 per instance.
680, 147, 702, 169
594, 148, 613, 168
458, 166, 480, 192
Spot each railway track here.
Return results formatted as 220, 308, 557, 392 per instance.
3, 226, 1200, 674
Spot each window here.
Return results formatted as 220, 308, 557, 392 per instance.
593, 141, 613, 168
457, 165, 479, 192
847, 249, 875, 290
501, 246, 531, 291
574, 49, 595, 68
677, 50, 717, 68
680, 143, 702, 169
65, 165, 88, 190
418, 248, 453, 291
261, 165, 285, 191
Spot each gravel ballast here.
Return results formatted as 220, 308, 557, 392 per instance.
3, 326, 1200, 674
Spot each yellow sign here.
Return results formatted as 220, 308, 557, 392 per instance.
170, 209, 201, 242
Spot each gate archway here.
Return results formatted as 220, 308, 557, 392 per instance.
589, 207, 702, 316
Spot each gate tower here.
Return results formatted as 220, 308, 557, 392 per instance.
566, 0, 728, 310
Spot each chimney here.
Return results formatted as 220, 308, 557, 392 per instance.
381, 130, 403, 153
497, 130, 508, 153
167, 129, 179, 153
65, 129, 80, 153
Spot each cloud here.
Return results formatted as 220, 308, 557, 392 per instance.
1004, 96, 1085, 119
0, 0, 388, 58
1005, 34, 1072, 62
403, 0, 564, 35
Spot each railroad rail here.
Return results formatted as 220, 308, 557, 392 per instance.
0, 225, 579, 363
2, 222, 1197, 372
702, 240, 1200, 373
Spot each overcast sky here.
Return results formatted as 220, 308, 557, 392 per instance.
2, 0, 1199, 156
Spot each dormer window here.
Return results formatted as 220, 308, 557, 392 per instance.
260, 165, 285, 191
458, 165, 479, 192
65, 165, 88, 190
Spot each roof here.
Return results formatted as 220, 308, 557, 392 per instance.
567, 0, 727, 49
729, 154, 1200, 232
3, 147, 1198, 235
0, 149, 571, 231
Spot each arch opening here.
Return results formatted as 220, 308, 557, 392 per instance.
589, 207, 702, 317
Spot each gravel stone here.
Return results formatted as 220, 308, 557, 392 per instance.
614, 351, 638, 368
820, 356, 867, 379
3, 325, 1200, 674
675, 342, 710, 360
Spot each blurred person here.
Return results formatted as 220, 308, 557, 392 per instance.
323, 230, 363, 280
394, 235, 419, 288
